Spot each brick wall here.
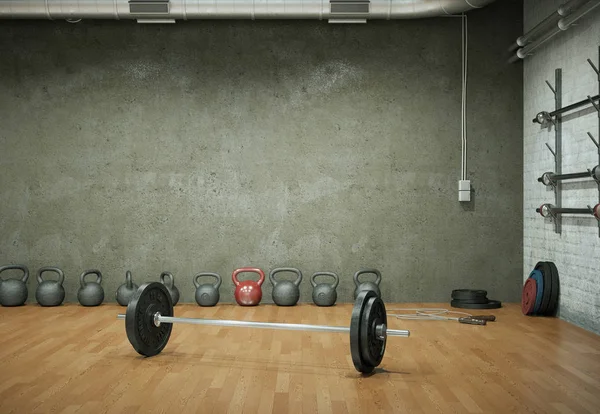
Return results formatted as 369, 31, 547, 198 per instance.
523, 0, 600, 334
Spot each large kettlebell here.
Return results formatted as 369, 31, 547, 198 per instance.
353, 268, 382, 299
0, 264, 29, 306
232, 267, 264, 306
77, 269, 105, 306
160, 271, 180, 306
116, 271, 139, 306
311, 271, 339, 307
270, 267, 302, 306
35, 267, 65, 307
194, 272, 221, 307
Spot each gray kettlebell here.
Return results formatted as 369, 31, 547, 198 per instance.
77, 269, 104, 306
116, 270, 139, 306
0, 264, 29, 306
35, 267, 65, 307
353, 268, 382, 299
160, 271, 180, 306
270, 267, 302, 306
194, 272, 221, 307
311, 271, 339, 307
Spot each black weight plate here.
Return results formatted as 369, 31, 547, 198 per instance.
450, 299, 502, 309
360, 295, 387, 369
350, 290, 377, 374
535, 262, 552, 316
126, 282, 173, 357
546, 261, 560, 316
451, 289, 488, 301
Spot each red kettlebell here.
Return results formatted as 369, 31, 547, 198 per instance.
232, 267, 265, 306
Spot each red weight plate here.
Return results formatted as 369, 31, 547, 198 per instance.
521, 278, 537, 315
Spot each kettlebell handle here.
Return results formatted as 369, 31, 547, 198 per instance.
160, 272, 175, 287
194, 272, 222, 289
310, 272, 339, 289
269, 267, 303, 287
80, 269, 102, 287
125, 271, 133, 288
0, 264, 29, 282
232, 267, 265, 287
353, 268, 381, 286
37, 266, 64, 285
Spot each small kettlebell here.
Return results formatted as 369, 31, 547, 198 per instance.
270, 267, 302, 306
311, 271, 339, 307
160, 271, 180, 306
78, 269, 104, 306
194, 272, 221, 307
116, 271, 139, 306
0, 264, 29, 307
232, 267, 264, 306
35, 267, 65, 307
353, 268, 382, 299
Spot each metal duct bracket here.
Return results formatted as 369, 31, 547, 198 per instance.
129, 0, 174, 23
329, 0, 370, 24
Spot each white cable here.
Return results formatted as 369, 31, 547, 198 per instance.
461, 14, 468, 180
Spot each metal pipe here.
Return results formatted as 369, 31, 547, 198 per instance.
558, 0, 600, 30
0, 0, 496, 20
116, 314, 411, 337
513, 0, 600, 60
514, 0, 588, 47
532, 94, 600, 123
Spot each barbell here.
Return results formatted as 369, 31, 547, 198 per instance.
117, 282, 410, 374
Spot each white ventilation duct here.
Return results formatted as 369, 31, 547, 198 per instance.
0, 0, 496, 22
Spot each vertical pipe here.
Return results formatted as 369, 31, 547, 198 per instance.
554, 69, 562, 235
596, 46, 600, 237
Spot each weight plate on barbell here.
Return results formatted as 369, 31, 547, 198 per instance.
360, 295, 387, 369
125, 282, 173, 357
350, 290, 378, 374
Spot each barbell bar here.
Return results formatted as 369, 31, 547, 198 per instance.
117, 282, 410, 374
116, 313, 410, 338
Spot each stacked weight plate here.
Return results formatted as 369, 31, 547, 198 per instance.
522, 261, 559, 316
450, 289, 502, 309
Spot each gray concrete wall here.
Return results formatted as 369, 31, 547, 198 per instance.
523, 0, 600, 334
0, 0, 523, 305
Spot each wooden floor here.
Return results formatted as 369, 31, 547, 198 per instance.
0, 303, 599, 414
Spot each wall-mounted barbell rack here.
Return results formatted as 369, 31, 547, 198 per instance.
533, 46, 600, 237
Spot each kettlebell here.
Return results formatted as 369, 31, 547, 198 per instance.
232, 267, 264, 306
193, 272, 221, 307
353, 268, 382, 299
0, 264, 29, 307
160, 271, 180, 306
35, 267, 65, 307
77, 269, 105, 306
270, 267, 302, 306
310, 271, 339, 307
116, 271, 139, 306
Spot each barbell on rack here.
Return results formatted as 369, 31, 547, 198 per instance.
117, 282, 410, 374
538, 165, 600, 186
537, 203, 600, 220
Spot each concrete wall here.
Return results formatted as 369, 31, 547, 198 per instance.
523, 0, 600, 333
0, 0, 523, 305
